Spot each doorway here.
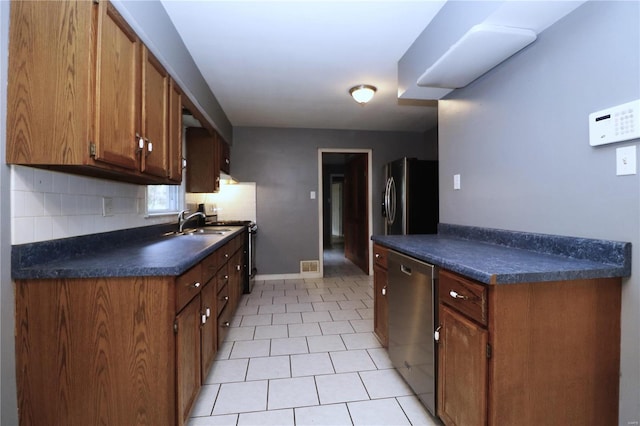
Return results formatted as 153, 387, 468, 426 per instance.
318, 149, 372, 277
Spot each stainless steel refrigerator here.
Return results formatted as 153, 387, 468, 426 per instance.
383, 158, 438, 235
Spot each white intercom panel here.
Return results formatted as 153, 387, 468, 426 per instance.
589, 99, 640, 146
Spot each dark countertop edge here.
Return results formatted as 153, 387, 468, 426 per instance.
372, 228, 631, 285
12, 225, 245, 280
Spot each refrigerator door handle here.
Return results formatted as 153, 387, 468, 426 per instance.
384, 177, 391, 223
387, 177, 396, 225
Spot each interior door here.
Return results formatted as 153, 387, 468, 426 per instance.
344, 154, 369, 274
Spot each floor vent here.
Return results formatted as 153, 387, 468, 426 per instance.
300, 260, 319, 275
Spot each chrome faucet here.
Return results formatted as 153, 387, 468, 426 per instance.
178, 210, 206, 233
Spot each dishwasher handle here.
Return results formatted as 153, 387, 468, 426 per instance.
400, 264, 412, 275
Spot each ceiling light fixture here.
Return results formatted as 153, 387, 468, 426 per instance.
349, 84, 377, 105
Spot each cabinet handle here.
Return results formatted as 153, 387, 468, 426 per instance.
225, 158, 230, 165
146, 140, 153, 156
449, 290, 467, 300
201, 314, 207, 325
375, 253, 381, 259
382, 286, 387, 296
193, 282, 201, 288
434, 325, 442, 342
136, 133, 144, 152
224, 275, 229, 281
236, 265, 241, 271
224, 253, 229, 259
205, 307, 211, 318
222, 321, 230, 328
223, 296, 229, 301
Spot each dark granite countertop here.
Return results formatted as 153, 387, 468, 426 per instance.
372, 224, 631, 284
12, 224, 245, 280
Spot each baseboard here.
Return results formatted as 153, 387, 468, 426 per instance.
254, 272, 323, 281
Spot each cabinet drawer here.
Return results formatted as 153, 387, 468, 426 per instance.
217, 282, 229, 316
373, 244, 388, 269
217, 303, 233, 347
215, 265, 229, 293
201, 252, 220, 284
439, 270, 487, 326
176, 264, 203, 312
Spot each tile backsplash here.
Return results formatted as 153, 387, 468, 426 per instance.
10, 165, 174, 244
186, 182, 257, 222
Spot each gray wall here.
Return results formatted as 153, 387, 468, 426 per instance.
231, 127, 437, 275
438, 1, 639, 423
0, 2, 16, 424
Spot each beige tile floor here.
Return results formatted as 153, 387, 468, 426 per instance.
188, 247, 441, 425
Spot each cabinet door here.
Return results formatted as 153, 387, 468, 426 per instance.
94, 0, 140, 171
176, 297, 201, 426
186, 127, 220, 193
373, 263, 388, 347
7, 0, 93, 165
438, 304, 488, 426
168, 80, 183, 182
220, 138, 230, 174
141, 46, 169, 178
200, 282, 217, 381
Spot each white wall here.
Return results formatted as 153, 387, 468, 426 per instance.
186, 182, 258, 223
10, 166, 176, 244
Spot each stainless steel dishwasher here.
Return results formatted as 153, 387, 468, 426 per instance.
388, 250, 438, 416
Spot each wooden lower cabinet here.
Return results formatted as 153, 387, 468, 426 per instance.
373, 244, 388, 347
437, 304, 488, 425
15, 276, 176, 426
437, 269, 621, 426
176, 293, 203, 426
15, 233, 247, 426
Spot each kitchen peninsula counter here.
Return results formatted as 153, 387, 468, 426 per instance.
12, 224, 245, 279
372, 223, 631, 284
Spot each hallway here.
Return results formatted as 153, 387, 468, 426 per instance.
322, 239, 366, 278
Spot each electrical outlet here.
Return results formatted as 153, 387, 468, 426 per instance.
102, 197, 114, 216
616, 146, 636, 176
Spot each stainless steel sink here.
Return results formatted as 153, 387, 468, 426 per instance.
192, 228, 232, 235
163, 227, 232, 237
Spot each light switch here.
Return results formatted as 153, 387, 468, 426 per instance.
616, 146, 636, 176
453, 174, 461, 190
310, 191, 316, 199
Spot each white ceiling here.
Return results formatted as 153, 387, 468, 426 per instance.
160, 0, 445, 133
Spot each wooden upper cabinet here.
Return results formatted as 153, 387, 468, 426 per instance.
168, 80, 184, 182
7, 0, 183, 185
186, 127, 220, 193
141, 47, 170, 178
219, 138, 230, 174
94, 0, 140, 171
7, 0, 94, 165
